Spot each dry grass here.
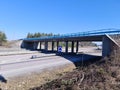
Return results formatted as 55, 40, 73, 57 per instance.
1, 51, 120, 90
0, 64, 75, 90
30, 49, 120, 90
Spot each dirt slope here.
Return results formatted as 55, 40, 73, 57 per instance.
30, 51, 120, 90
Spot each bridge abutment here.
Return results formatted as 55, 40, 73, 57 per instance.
102, 36, 116, 57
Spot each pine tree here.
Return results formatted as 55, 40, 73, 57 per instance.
0, 31, 7, 45
27, 33, 31, 38
26, 32, 59, 38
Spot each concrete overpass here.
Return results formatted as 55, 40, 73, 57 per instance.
21, 29, 120, 57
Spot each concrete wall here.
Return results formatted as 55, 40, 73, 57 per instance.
102, 35, 119, 57
21, 41, 39, 50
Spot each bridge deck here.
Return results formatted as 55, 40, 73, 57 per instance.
23, 29, 120, 42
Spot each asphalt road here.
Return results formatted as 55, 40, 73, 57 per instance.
0, 54, 82, 78
0, 46, 101, 78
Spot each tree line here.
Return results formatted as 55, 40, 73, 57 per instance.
0, 31, 7, 46
27, 32, 60, 38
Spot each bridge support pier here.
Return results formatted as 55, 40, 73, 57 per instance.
65, 41, 68, 53
33, 42, 39, 50
71, 41, 74, 53
45, 42, 48, 51
39, 42, 41, 50
52, 41, 54, 51
57, 41, 59, 52
76, 41, 79, 53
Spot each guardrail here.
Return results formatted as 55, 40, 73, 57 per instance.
24, 28, 120, 41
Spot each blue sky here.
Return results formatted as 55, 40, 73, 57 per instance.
0, 0, 120, 40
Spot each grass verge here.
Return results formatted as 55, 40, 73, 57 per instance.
0, 64, 75, 90
30, 50, 120, 90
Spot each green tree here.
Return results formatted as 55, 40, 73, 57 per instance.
34, 33, 38, 38
26, 32, 58, 38
27, 33, 31, 38
27, 33, 34, 38
0, 31, 7, 45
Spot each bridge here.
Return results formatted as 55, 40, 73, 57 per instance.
21, 28, 120, 57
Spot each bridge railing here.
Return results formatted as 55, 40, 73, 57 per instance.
24, 28, 120, 41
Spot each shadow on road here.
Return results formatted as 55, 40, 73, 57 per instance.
57, 53, 102, 67
36, 50, 102, 67
0, 75, 7, 83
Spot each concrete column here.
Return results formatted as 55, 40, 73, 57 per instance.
57, 41, 59, 52
33, 42, 39, 50
39, 42, 41, 50
76, 41, 79, 53
45, 42, 48, 51
33, 42, 35, 50
65, 41, 68, 53
52, 41, 54, 51
71, 41, 74, 53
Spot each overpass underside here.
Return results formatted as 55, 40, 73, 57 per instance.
21, 35, 119, 57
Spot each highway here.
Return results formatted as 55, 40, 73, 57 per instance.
0, 54, 82, 78
0, 46, 101, 78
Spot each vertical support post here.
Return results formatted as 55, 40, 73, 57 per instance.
40, 42, 41, 50
52, 41, 54, 51
57, 41, 59, 52
45, 42, 48, 51
33, 41, 35, 50
33, 41, 38, 50
71, 41, 74, 53
65, 41, 68, 53
76, 41, 79, 53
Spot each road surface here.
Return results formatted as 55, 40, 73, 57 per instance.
0, 46, 101, 78
0, 54, 83, 78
